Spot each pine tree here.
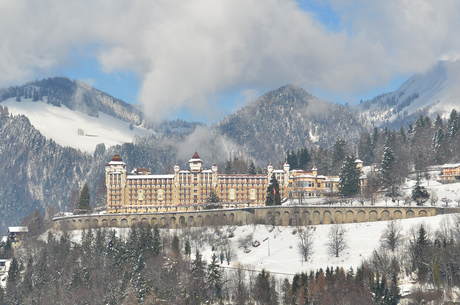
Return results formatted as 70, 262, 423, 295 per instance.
208, 190, 220, 203
266, 174, 281, 206
152, 226, 161, 256
411, 174, 429, 206
207, 253, 223, 302
298, 148, 310, 170
339, 155, 360, 197
381, 145, 397, 197
332, 139, 347, 174
171, 235, 180, 256
248, 161, 257, 174
76, 183, 91, 213
184, 240, 191, 257
190, 250, 207, 305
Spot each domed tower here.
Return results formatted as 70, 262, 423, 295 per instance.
188, 152, 203, 172
105, 154, 127, 212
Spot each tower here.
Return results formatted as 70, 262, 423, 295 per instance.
105, 154, 127, 211
188, 152, 203, 172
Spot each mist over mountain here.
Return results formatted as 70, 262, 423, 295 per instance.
2, 63, 460, 229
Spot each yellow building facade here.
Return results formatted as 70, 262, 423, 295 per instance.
105, 153, 341, 213
439, 163, 460, 183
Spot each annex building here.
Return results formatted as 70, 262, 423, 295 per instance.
105, 153, 341, 213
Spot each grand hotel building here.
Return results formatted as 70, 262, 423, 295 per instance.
105, 152, 340, 213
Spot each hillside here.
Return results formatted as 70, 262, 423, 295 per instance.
358, 59, 460, 127
217, 85, 364, 162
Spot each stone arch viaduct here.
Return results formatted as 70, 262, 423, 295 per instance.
53, 206, 458, 231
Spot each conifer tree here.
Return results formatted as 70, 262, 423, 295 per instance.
76, 183, 91, 212
266, 174, 281, 206
381, 145, 397, 197
339, 155, 360, 197
152, 226, 161, 256
184, 240, 191, 257
411, 174, 429, 206
248, 161, 257, 174
208, 190, 220, 203
207, 253, 223, 302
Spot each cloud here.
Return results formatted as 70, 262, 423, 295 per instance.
1, 0, 460, 120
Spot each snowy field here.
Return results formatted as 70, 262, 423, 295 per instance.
57, 213, 458, 278
2, 99, 152, 153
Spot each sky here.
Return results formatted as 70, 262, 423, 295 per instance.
1, 0, 460, 122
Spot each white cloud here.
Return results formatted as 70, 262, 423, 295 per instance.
1, 0, 460, 120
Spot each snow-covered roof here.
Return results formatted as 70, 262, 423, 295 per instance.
127, 174, 174, 179
201, 169, 213, 173
441, 163, 460, 169
355, 159, 363, 163
273, 170, 285, 173
188, 158, 202, 163
1, 236, 7, 243
179, 170, 190, 173
108, 161, 125, 166
8, 226, 28, 233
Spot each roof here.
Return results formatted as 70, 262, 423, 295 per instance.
1, 236, 7, 243
192, 152, 200, 159
108, 161, 125, 166
127, 174, 175, 179
8, 226, 28, 233
218, 174, 266, 178
111, 154, 123, 162
441, 163, 460, 169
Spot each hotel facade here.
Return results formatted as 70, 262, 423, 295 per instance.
105, 153, 340, 213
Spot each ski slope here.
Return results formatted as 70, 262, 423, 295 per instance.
2, 98, 152, 153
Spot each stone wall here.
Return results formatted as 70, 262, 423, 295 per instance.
53, 205, 450, 231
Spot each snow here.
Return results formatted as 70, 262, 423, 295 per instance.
2, 99, 152, 153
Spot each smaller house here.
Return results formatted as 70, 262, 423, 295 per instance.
0, 259, 12, 288
438, 163, 460, 183
8, 226, 28, 243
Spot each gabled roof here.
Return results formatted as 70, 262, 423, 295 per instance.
192, 152, 200, 159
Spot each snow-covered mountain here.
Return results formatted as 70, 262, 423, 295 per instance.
359, 59, 460, 127
0, 78, 153, 153
217, 85, 364, 162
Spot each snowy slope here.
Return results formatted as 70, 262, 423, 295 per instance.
359, 59, 460, 127
3, 99, 152, 153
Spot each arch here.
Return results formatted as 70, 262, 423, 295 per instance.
197, 215, 203, 226
357, 210, 366, 222
111, 219, 118, 226
188, 216, 194, 226
312, 211, 321, 225
282, 211, 290, 226
323, 211, 333, 224
229, 213, 235, 224
102, 219, 108, 227
393, 210, 403, 219
151, 218, 157, 226
334, 211, 343, 224
346, 210, 355, 223
130, 218, 137, 226
179, 216, 186, 227
160, 217, 166, 227
121, 218, 128, 227
369, 210, 378, 221
418, 210, 427, 217
141, 218, 148, 224
406, 210, 415, 218
302, 211, 311, 225
93, 219, 99, 226
380, 210, 390, 221
275, 212, 281, 225
170, 217, 177, 228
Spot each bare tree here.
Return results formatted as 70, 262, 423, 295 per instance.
380, 220, 402, 252
327, 224, 347, 257
297, 226, 315, 262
